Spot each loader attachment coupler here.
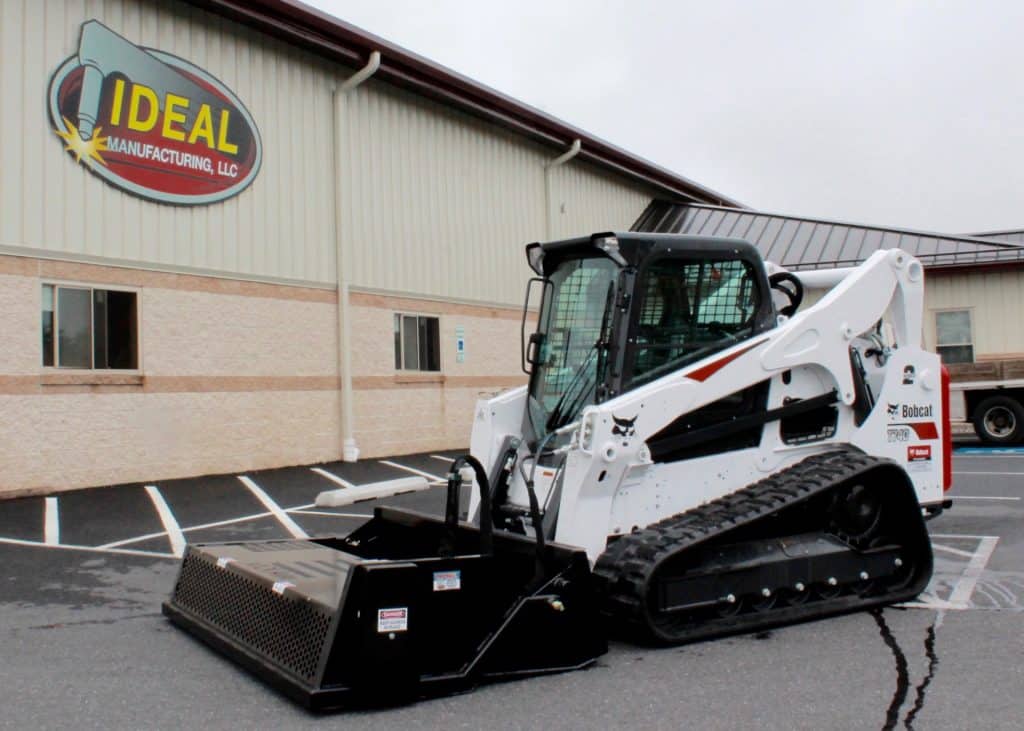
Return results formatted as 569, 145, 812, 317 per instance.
164, 491, 606, 710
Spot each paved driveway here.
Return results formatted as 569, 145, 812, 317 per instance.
0, 447, 1021, 730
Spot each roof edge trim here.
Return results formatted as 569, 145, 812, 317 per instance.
182, 0, 742, 207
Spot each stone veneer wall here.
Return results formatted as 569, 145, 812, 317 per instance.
0, 255, 341, 496
0, 255, 527, 496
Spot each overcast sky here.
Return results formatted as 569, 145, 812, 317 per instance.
309, 0, 1023, 234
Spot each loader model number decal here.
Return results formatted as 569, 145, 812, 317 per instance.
48, 20, 261, 205
377, 607, 409, 633
887, 426, 912, 443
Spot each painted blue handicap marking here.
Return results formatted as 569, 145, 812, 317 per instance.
955, 446, 1024, 454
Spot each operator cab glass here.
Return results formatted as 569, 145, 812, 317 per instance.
523, 234, 773, 442
628, 258, 761, 388
528, 254, 618, 438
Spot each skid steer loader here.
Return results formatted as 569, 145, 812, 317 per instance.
164, 233, 949, 709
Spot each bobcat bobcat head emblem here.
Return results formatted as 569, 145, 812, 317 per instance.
887, 403, 899, 418
611, 414, 638, 438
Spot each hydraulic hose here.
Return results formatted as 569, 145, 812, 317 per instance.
444, 455, 493, 556
518, 431, 557, 580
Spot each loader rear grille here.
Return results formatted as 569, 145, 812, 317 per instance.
172, 553, 332, 683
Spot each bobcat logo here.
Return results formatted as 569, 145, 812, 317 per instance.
611, 415, 638, 438
887, 403, 899, 418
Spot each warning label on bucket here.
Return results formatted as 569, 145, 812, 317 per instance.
433, 570, 461, 591
377, 607, 409, 633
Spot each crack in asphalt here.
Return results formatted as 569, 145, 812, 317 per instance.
872, 609, 910, 731
873, 609, 941, 731
903, 622, 940, 730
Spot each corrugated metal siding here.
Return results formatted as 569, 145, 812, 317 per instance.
0, 0, 338, 284
925, 270, 1024, 357
2, 0, 655, 301
548, 159, 653, 240
970, 231, 1024, 245
633, 202, 1024, 269
337, 81, 653, 305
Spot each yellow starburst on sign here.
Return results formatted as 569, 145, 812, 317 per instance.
54, 116, 109, 167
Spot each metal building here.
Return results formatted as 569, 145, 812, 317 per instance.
4, 0, 1020, 496
970, 230, 1024, 245
0, 0, 736, 496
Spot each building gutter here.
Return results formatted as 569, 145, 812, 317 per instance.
544, 139, 581, 239
332, 51, 381, 462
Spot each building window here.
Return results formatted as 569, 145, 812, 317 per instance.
935, 309, 973, 364
393, 314, 440, 371
42, 284, 138, 369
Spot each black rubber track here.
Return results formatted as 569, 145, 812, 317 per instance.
593, 448, 934, 644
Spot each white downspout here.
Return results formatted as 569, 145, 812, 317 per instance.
544, 138, 581, 240
333, 51, 380, 462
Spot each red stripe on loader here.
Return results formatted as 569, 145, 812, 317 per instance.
909, 422, 939, 440
685, 339, 766, 382
941, 366, 953, 491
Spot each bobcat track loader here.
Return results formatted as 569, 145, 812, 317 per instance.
164, 233, 949, 709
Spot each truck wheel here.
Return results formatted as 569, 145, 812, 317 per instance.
973, 396, 1024, 444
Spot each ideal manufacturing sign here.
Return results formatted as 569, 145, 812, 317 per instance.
48, 21, 262, 205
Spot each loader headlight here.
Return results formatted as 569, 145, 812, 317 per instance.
527, 243, 545, 275
593, 235, 627, 266
580, 410, 596, 452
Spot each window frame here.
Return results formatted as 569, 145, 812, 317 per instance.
393, 312, 441, 373
932, 307, 974, 364
41, 280, 143, 373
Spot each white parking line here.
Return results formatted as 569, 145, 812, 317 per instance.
144, 485, 186, 557
44, 497, 59, 545
311, 467, 357, 489
430, 454, 456, 464
237, 476, 309, 539
0, 536, 175, 559
101, 503, 318, 549
952, 496, 1020, 501
900, 594, 965, 611
379, 460, 446, 482
932, 543, 976, 559
287, 509, 372, 519
953, 471, 1024, 476
948, 536, 1000, 607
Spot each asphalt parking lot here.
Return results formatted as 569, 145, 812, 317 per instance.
1, 446, 1021, 730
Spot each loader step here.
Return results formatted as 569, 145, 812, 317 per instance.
593, 448, 933, 644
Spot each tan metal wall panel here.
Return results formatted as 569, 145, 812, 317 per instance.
337, 82, 654, 305
4, 1, 654, 301
548, 159, 654, 240
924, 270, 1024, 358
0, 0, 338, 284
